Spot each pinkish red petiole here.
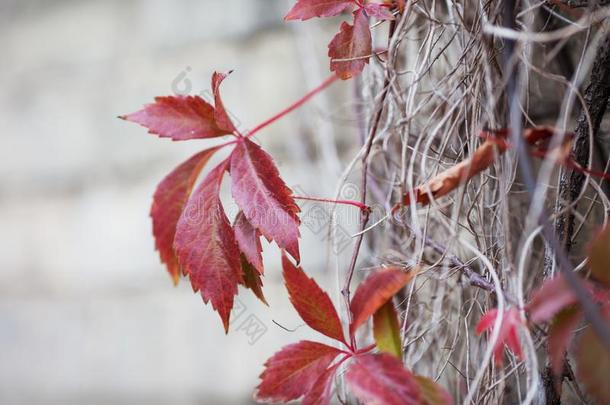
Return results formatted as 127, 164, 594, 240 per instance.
247, 74, 339, 137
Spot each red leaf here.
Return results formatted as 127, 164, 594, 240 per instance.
211, 71, 237, 134
363, 3, 395, 20
527, 275, 578, 324
328, 10, 372, 80
234, 211, 264, 274
345, 353, 421, 405
576, 309, 610, 404
230, 138, 301, 262
302, 362, 341, 405
476, 308, 523, 363
173, 160, 243, 332
121, 96, 229, 140
285, 0, 354, 20
150, 146, 220, 284
349, 267, 417, 336
415, 375, 453, 405
548, 306, 582, 377
255, 340, 342, 403
588, 224, 610, 286
282, 255, 347, 344
240, 255, 268, 305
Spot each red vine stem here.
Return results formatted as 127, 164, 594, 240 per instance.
293, 195, 371, 212
342, 17, 397, 351
247, 74, 339, 137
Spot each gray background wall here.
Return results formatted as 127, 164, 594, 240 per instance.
0, 1, 357, 403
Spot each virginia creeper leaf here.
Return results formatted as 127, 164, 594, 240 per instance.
373, 300, 402, 358
240, 255, 267, 305
121, 96, 229, 140
212, 71, 237, 134
588, 224, 610, 286
415, 376, 453, 405
282, 255, 347, 344
528, 275, 578, 324
576, 309, 610, 404
328, 10, 372, 80
255, 340, 342, 403
475, 308, 523, 364
363, 3, 395, 20
285, 0, 354, 20
345, 353, 421, 405
548, 306, 582, 377
150, 146, 220, 284
230, 138, 301, 262
234, 211, 264, 274
173, 160, 243, 332
350, 267, 417, 336
302, 362, 341, 405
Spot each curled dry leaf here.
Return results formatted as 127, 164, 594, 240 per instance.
401, 138, 509, 207
173, 160, 243, 332
328, 10, 372, 80
397, 127, 576, 209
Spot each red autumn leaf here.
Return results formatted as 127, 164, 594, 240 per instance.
350, 267, 417, 336
282, 255, 347, 344
527, 275, 579, 324
255, 340, 343, 403
476, 308, 523, 363
285, 0, 354, 20
230, 138, 301, 262
234, 211, 264, 274
576, 309, 610, 404
150, 146, 220, 284
240, 255, 268, 305
415, 375, 454, 405
547, 306, 582, 377
211, 71, 237, 134
373, 300, 403, 358
302, 362, 342, 405
173, 160, 243, 332
588, 224, 610, 286
120, 95, 229, 140
328, 10, 372, 80
345, 353, 421, 405
363, 3, 395, 20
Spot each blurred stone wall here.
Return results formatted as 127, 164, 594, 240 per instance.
0, 1, 355, 404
